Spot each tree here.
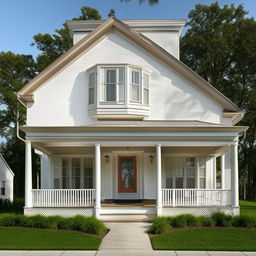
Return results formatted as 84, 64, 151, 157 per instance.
120, 0, 159, 5
180, 2, 256, 199
108, 9, 116, 18
0, 52, 37, 196
32, 6, 101, 71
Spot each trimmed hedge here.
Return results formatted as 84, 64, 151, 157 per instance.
0, 214, 107, 235
148, 212, 256, 234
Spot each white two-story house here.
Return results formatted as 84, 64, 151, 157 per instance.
18, 17, 247, 221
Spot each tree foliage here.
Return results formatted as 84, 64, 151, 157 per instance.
120, 0, 159, 5
181, 2, 256, 199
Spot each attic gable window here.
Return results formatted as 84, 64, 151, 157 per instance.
87, 64, 151, 119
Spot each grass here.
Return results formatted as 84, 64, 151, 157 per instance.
240, 200, 256, 217
151, 228, 256, 251
0, 227, 102, 250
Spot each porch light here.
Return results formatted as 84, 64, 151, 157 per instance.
150, 154, 154, 164
105, 154, 110, 163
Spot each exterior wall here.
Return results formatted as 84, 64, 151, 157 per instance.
27, 31, 228, 126
0, 157, 14, 201
141, 31, 179, 59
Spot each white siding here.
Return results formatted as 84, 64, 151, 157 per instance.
0, 156, 14, 201
27, 31, 227, 126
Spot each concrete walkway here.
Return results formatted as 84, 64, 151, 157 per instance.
99, 222, 152, 251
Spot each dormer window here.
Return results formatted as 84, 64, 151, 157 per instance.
88, 64, 150, 120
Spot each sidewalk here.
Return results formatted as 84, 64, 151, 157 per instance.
0, 250, 256, 255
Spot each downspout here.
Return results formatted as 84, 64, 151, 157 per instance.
16, 93, 27, 143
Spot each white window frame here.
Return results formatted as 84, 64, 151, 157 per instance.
130, 68, 141, 103
142, 71, 150, 106
1, 181, 6, 196
101, 68, 125, 103
54, 156, 94, 189
88, 70, 96, 105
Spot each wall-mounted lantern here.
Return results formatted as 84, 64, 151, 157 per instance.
149, 154, 154, 164
105, 154, 110, 163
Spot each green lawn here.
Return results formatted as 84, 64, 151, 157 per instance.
240, 200, 256, 217
0, 227, 102, 250
151, 228, 256, 251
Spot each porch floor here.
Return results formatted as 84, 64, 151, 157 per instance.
101, 200, 156, 208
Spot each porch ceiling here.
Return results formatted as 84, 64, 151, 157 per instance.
32, 143, 225, 157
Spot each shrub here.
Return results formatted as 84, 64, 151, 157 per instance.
23, 215, 51, 229
80, 217, 107, 235
48, 215, 65, 229
197, 216, 215, 227
148, 217, 170, 234
172, 214, 199, 228
57, 217, 74, 230
0, 213, 24, 226
233, 216, 256, 228
0, 213, 107, 235
211, 212, 233, 227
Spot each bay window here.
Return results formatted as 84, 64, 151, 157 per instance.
88, 64, 150, 119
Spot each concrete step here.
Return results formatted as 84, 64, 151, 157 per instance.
99, 214, 155, 222
101, 207, 156, 215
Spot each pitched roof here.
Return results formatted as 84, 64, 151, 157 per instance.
18, 17, 241, 112
0, 154, 15, 176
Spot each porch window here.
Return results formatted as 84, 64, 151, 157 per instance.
199, 159, 206, 188
185, 158, 195, 188
62, 159, 69, 189
1, 181, 5, 196
72, 158, 81, 189
83, 158, 93, 189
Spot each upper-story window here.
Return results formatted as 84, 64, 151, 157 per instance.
88, 64, 150, 119
101, 68, 125, 102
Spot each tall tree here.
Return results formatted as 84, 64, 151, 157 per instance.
32, 6, 101, 71
180, 2, 256, 199
0, 52, 37, 196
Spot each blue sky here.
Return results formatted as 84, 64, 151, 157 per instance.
0, 0, 255, 57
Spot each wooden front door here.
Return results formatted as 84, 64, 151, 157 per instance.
118, 156, 137, 193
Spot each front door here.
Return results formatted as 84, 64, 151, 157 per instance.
118, 156, 137, 193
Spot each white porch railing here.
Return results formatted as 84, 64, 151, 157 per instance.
31, 189, 96, 207
162, 189, 231, 207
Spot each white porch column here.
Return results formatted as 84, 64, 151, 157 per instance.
231, 142, 239, 207
95, 144, 101, 218
221, 154, 225, 189
25, 141, 32, 208
156, 144, 162, 216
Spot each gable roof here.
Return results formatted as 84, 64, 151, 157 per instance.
0, 154, 15, 176
18, 17, 241, 113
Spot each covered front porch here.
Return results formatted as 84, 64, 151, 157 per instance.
23, 136, 240, 219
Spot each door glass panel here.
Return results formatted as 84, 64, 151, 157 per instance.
119, 157, 136, 192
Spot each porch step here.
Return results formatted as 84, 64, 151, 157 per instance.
100, 207, 157, 222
